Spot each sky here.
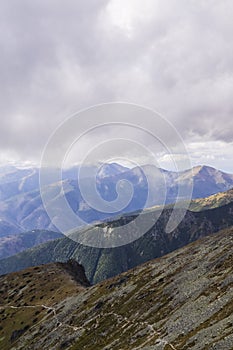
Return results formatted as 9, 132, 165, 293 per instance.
1, 0, 233, 171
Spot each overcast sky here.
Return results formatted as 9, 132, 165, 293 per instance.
1, 0, 233, 171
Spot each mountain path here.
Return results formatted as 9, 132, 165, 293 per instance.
0, 304, 177, 349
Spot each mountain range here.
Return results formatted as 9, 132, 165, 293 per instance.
0, 187, 232, 264
1, 163, 233, 349
1, 163, 233, 237
2, 191, 233, 284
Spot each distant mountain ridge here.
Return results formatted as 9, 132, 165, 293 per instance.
0, 230, 63, 260
1, 187, 233, 263
1, 163, 233, 237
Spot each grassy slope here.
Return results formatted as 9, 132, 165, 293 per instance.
0, 260, 89, 350
189, 188, 233, 211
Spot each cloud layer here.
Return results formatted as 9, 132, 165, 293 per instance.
0, 0, 233, 170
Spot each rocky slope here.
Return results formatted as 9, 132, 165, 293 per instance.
1, 201, 233, 284
0, 227, 233, 349
176, 165, 233, 198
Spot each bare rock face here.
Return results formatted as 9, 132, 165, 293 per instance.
1, 227, 233, 349
58, 259, 90, 287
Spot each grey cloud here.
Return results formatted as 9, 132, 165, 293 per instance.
0, 0, 233, 164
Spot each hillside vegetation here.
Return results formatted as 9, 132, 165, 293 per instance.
190, 188, 233, 211
1, 201, 233, 284
0, 227, 233, 349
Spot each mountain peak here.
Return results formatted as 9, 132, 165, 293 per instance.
97, 162, 129, 178
192, 165, 217, 174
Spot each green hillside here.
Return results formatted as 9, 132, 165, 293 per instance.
1, 202, 233, 284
